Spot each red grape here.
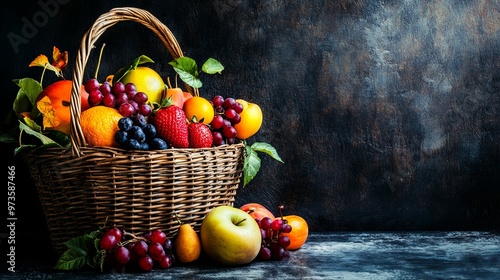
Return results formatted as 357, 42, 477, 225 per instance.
99, 233, 117, 251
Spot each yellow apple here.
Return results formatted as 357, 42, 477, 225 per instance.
200, 205, 261, 265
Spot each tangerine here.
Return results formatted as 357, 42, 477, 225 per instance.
281, 215, 308, 250
183, 96, 214, 124
118, 66, 165, 104
36, 80, 90, 134
80, 106, 122, 147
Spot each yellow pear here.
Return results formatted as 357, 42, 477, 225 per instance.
174, 223, 201, 263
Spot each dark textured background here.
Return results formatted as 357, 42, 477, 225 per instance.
1, 0, 499, 245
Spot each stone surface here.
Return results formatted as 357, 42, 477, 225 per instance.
3, 232, 499, 279
0, 0, 499, 240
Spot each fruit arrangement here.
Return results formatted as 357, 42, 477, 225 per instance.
1, 47, 283, 186
54, 204, 308, 272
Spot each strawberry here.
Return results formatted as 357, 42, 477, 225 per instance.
150, 105, 189, 148
188, 122, 213, 148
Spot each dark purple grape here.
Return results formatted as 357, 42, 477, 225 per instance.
159, 254, 173, 269
278, 236, 291, 248
212, 95, 224, 107
99, 81, 112, 96
99, 233, 117, 251
212, 131, 225, 146
281, 224, 292, 233
138, 103, 152, 116
84, 78, 100, 93
112, 81, 126, 94
232, 102, 243, 114
127, 90, 137, 100
115, 92, 129, 106
134, 92, 148, 104
271, 219, 284, 231
128, 100, 139, 114
211, 115, 224, 129
125, 83, 137, 94
259, 246, 272, 260
222, 97, 236, 110
270, 244, 286, 261
114, 246, 131, 265
230, 114, 241, 125
149, 229, 167, 244
225, 108, 237, 119
260, 217, 272, 230
162, 238, 173, 252
138, 255, 154, 271
119, 103, 135, 118
148, 242, 165, 258
133, 240, 148, 257
222, 126, 237, 139
102, 93, 116, 108
88, 89, 103, 106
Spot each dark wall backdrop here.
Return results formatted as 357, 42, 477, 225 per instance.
1, 0, 499, 237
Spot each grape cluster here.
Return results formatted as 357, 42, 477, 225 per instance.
84, 78, 152, 117
115, 116, 168, 150
256, 217, 292, 261
100, 228, 175, 272
210, 95, 243, 146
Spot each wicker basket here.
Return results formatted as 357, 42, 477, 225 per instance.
23, 7, 245, 255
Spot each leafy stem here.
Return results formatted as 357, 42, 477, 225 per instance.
243, 141, 284, 187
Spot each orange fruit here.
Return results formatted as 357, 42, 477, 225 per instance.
118, 66, 165, 104
36, 80, 90, 134
281, 215, 308, 250
183, 96, 214, 124
234, 99, 262, 140
80, 106, 122, 147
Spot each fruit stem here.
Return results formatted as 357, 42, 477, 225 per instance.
166, 76, 171, 89
235, 218, 247, 226
278, 205, 284, 220
40, 64, 48, 86
94, 43, 106, 79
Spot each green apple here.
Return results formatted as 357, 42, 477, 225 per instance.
200, 205, 262, 265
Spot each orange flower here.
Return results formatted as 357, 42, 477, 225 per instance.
29, 46, 68, 77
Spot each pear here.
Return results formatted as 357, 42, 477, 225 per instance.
174, 223, 201, 263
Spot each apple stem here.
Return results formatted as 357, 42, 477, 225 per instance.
235, 218, 247, 226
247, 208, 255, 214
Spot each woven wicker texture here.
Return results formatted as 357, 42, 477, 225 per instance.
24, 7, 245, 255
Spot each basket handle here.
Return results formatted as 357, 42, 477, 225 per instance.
69, 7, 186, 157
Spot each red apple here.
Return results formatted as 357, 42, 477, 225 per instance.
239, 203, 276, 221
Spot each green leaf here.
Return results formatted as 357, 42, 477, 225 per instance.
54, 229, 101, 270
169, 57, 202, 89
243, 145, 261, 187
201, 58, 224, 74
242, 142, 284, 187
18, 121, 60, 146
250, 142, 284, 163
113, 55, 155, 83
12, 78, 43, 117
